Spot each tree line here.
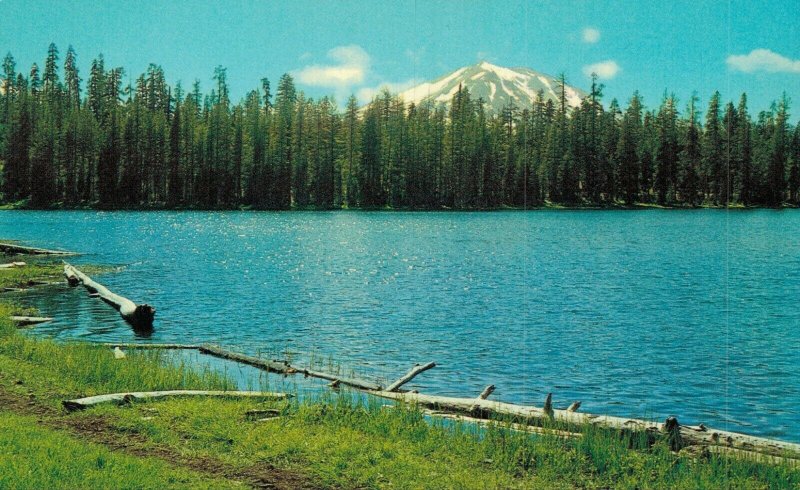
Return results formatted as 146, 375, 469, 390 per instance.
1, 44, 799, 209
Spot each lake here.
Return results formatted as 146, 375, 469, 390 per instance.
1, 210, 799, 441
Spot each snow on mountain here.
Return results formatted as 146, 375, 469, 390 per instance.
396, 61, 585, 113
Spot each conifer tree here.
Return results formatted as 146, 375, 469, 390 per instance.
679, 95, 701, 206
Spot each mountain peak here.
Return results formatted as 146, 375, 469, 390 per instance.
397, 62, 585, 113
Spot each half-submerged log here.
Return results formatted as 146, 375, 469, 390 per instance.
95, 342, 383, 391
64, 263, 155, 331
0, 242, 77, 256
11, 316, 53, 326
84, 342, 800, 460
566, 401, 582, 412
421, 409, 582, 439
469, 385, 495, 413
385, 362, 436, 392
100, 342, 200, 350
63, 390, 291, 412
199, 344, 382, 390
0, 261, 26, 269
370, 391, 800, 460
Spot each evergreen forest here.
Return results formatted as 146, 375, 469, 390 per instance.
1, 44, 799, 209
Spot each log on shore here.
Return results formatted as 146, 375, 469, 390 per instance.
370, 391, 800, 460
64, 263, 155, 331
63, 390, 292, 412
0, 242, 77, 256
11, 316, 53, 326
0, 262, 26, 269
421, 409, 582, 439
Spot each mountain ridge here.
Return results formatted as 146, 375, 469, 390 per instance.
395, 61, 586, 113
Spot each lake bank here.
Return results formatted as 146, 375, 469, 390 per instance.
3, 199, 799, 211
2, 259, 800, 488
2, 210, 799, 441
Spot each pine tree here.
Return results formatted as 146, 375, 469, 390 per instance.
617, 92, 642, 204
702, 91, 724, 203
29, 105, 58, 207
584, 74, 603, 203
360, 104, 382, 207
599, 99, 620, 202
767, 94, 789, 206
63, 46, 80, 111
272, 73, 295, 209
339, 95, 360, 207
4, 75, 31, 201
736, 94, 753, 205
679, 95, 701, 206
655, 95, 679, 204
720, 101, 738, 205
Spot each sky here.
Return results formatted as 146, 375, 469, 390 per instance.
1, 0, 799, 117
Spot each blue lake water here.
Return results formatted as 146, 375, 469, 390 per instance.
1, 210, 799, 441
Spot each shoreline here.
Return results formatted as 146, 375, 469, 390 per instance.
3, 201, 800, 212
2, 244, 800, 488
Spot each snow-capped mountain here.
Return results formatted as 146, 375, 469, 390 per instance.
397, 61, 585, 113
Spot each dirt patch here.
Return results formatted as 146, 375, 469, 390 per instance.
0, 384, 323, 489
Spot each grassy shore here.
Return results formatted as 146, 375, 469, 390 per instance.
1, 261, 799, 488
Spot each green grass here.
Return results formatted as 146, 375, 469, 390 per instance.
0, 411, 236, 489
1, 262, 799, 488
89, 394, 800, 490
0, 262, 63, 290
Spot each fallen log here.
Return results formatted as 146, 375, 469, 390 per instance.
83, 340, 800, 459
64, 263, 155, 331
63, 390, 291, 412
422, 409, 582, 439
0, 261, 26, 269
93, 342, 383, 391
385, 362, 436, 392
370, 391, 800, 460
298, 366, 382, 391
198, 344, 382, 391
100, 342, 200, 350
11, 316, 53, 326
197, 344, 296, 374
469, 385, 495, 413
567, 401, 582, 412
0, 242, 77, 256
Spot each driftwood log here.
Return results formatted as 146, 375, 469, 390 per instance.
11, 316, 53, 326
0, 261, 26, 269
385, 362, 436, 392
0, 242, 77, 256
86, 342, 800, 461
98, 342, 383, 391
370, 390, 800, 460
64, 263, 155, 332
418, 408, 582, 439
63, 390, 291, 412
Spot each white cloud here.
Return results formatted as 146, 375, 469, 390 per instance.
582, 27, 601, 44
356, 79, 423, 105
294, 45, 371, 88
726, 49, 800, 74
582, 60, 620, 79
